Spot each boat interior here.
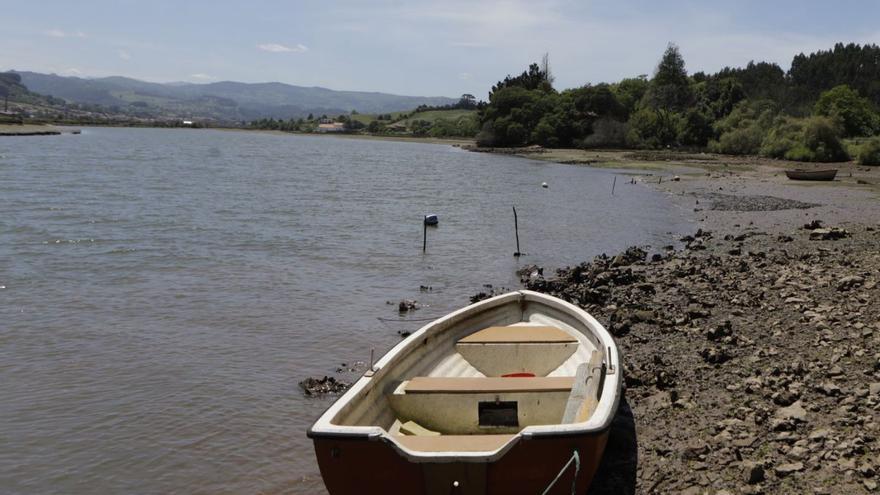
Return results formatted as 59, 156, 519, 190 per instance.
320, 292, 614, 454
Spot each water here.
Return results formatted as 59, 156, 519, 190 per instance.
0, 128, 692, 494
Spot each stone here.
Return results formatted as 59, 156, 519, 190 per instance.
775, 400, 808, 422
838, 275, 865, 291
775, 462, 804, 477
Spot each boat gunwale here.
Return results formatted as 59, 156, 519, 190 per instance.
307, 290, 622, 461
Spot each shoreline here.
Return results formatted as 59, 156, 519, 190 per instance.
502, 150, 880, 492
0, 124, 81, 136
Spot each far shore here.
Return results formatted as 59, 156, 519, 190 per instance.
0, 123, 81, 136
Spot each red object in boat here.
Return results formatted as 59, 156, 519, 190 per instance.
501, 372, 535, 377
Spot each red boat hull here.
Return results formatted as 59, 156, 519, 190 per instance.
313, 431, 609, 495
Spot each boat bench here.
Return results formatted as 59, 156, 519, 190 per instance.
455, 325, 579, 376
394, 434, 516, 453
388, 376, 575, 435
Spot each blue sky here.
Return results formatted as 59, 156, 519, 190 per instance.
2, 1, 878, 98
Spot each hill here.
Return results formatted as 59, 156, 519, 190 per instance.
13, 71, 457, 123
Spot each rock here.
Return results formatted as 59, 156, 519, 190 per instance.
775, 462, 805, 477
818, 381, 842, 396
707, 320, 733, 341
809, 428, 832, 440
774, 400, 808, 423
700, 346, 732, 364
810, 227, 850, 240
398, 299, 419, 312
299, 376, 350, 396
681, 441, 709, 460
869, 383, 880, 396
788, 445, 809, 460
837, 275, 865, 291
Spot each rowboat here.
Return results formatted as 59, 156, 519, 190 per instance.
784, 169, 838, 181
308, 290, 622, 494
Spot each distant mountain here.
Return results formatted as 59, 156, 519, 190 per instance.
13, 71, 458, 122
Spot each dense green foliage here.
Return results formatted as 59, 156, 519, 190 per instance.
476, 42, 880, 162
858, 137, 880, 165
814, 85, 879, 137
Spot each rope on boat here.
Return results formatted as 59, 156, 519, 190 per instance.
541, 449, 580, 495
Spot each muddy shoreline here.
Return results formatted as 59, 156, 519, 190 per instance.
481, 150, 880, 493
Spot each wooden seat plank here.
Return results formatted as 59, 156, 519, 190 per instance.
394, 434, 516, 452
458, 325, 577, 344
404, 376, 574, 394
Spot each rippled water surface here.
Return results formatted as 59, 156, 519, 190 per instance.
0, 128, 692, 493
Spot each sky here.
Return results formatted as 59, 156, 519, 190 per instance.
2, 0, 879, 98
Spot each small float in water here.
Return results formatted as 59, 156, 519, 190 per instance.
785, 169, 838, 181
308, 290, 622, 494
423, 214, 439, 226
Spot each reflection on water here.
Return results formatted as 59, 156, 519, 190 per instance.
0, 128, 691, 493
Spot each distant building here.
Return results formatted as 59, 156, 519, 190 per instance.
182, 120, 193, 126
316, 122, 345, 132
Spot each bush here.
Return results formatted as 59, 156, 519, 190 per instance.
858, 137, 880, 165
582, 118, 629, 148
814, 84, 880, 137
709, 99, 777, 155
627, 107, 681, 148
760, 116, 803, 158
678, 107, 714, 147
758, 116, 848, 162
797, 117, 849, 162
476, 121, 497, 146
709, 127, 763, 155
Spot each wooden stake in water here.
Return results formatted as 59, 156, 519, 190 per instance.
513, 206, 521, 257
422, 217, 427, 253
611, 176, 617, 196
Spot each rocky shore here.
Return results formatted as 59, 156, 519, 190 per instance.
523, 222, 879, 494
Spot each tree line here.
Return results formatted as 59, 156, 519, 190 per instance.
476, 43, 880, 164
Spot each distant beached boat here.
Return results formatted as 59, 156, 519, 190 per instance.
308, 290, 622, 494
785, 169, 838, 181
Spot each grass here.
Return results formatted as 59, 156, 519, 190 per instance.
349, 110, 409, 125
396, 109, 477, 125
350, 109, 477, 126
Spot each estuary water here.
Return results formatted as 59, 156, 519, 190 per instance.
0, 128, 692, 493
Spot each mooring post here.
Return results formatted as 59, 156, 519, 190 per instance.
422, 217, 427, 252
512, 206, 521, 257
611, 175, 617, 196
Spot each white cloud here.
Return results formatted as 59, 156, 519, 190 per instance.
257, 43, 308, 53
43, 29, 86, 38
63, 68, 83, 76
117, 49, 132, 60
190, 73, 214, 81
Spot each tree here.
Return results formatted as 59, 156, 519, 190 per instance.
458, 94, 477, 109
814, 85, 879, 137
489, 62, 554, 97
540, 53, 555, 87
645, 43, 692, 112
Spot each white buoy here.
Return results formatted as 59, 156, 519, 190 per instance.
541, 182, 548, 188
